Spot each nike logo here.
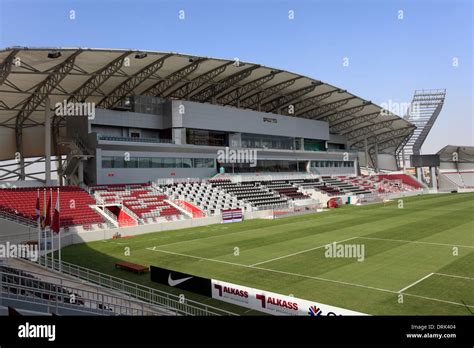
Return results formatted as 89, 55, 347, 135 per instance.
168, 274, 193, 287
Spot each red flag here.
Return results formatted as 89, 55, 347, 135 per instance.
8, 306, 22, 316
44, 189, 52, 228
35, 189, 41, 224
52, 189, 60, 234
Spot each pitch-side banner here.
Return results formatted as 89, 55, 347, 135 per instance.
211, 279, 367, 316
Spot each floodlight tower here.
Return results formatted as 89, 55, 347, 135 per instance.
398, 89, 446, 168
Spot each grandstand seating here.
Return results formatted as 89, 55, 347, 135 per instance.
259, 181, 310, 199
162, 181, 243, 215
0, 186, 104, 228
209, 179, 288, 209
0, 266, 84, 305
91, 183, 183, 223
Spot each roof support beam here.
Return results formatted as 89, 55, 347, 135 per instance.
345, 120, 397, 143
350, 126, 414, 148
195, 65, 260, 103
0, 50, 19, 86
239, 77, 300, 109
68, 51, 132, 104
317, 103, 368, 123
281, 90, 335, 116
14, 50, 82, 179
217, 71, 280, 106
97, 53, 172, 109
262, 84, 319, 113
329, 111, 381, 133
300, 97, 354, 119
165, 61, 233, 99
141, 58, 206, 97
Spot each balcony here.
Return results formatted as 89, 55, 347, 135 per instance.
97, 135, 174, 144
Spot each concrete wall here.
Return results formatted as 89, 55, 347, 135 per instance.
96, 149, 217, 184
377, 154, 399, 171
91, 108, 167, 130
171, 100, 330, 140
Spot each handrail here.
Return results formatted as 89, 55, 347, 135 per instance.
98, 135, 174, 144
38, 257, 237, 316
0, 267, 157, 316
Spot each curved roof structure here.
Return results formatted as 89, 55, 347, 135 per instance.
437, 145, 474, 162
0, 47, 415, 161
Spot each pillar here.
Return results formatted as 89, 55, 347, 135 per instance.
44, 98, 52, 186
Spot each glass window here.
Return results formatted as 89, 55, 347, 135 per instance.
124, 157, 139, 168
102, 156, 113, 168
182, 158, 192, 168
114, 157, 125, 168
163, 158, 175, 168
139, 157, 151, 168
194, 158, 214, 168
175, 158, 183, 168
151, 158, 163, 168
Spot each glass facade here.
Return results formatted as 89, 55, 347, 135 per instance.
304, 139, 326, 151
311, 160, 354, 168
222, 160, 306, 173
241, 133, 295, 150
102, 156, 214, 169
186, 129, 228, 146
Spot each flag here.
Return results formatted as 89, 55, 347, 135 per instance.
8, 306, 22, 316
43, 189, 52, 228
41, 189, 47, 230
35, 189, 41, 224
51, 189, 60, 234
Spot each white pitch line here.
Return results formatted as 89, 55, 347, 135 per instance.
398, 273, 434, 293
145, 247, 474, 309
357, 236, 474, 249
434, 273, 474, 281
146, 246, 397, 295
250, 237, 358, 266
146, 246, 249, 268
402, 293, 474, 309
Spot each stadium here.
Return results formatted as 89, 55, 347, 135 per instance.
0, 46, 472, 321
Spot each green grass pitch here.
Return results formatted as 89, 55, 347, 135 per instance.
61, 193, 474, 315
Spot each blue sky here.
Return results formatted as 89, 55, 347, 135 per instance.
0, 0, 472, 153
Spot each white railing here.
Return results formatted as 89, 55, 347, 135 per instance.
37, 257, 237, 316
0, 266, 159, 316
120, 204, 143, 224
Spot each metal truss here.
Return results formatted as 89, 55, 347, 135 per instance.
97, 54, 172, 109
281, 90, 335, 116
239, 77, 300, 109
217, 71, 280, 106
0, 156, 60, 182
194, 65, 260, 103
13, 50, 82, 179
0, 50, 19, 86
329, 111, 381, 133
316, 103, 368, 123
14, 50, 82, 128
261, 84, 319, 113
351, 126, 413, 149
345, 120, 397, 143
68, 51, 132, 104
300, 97, 354, 119
397, 89, 446, 167
141, 58, 206, 97
165, 62, 233, 99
